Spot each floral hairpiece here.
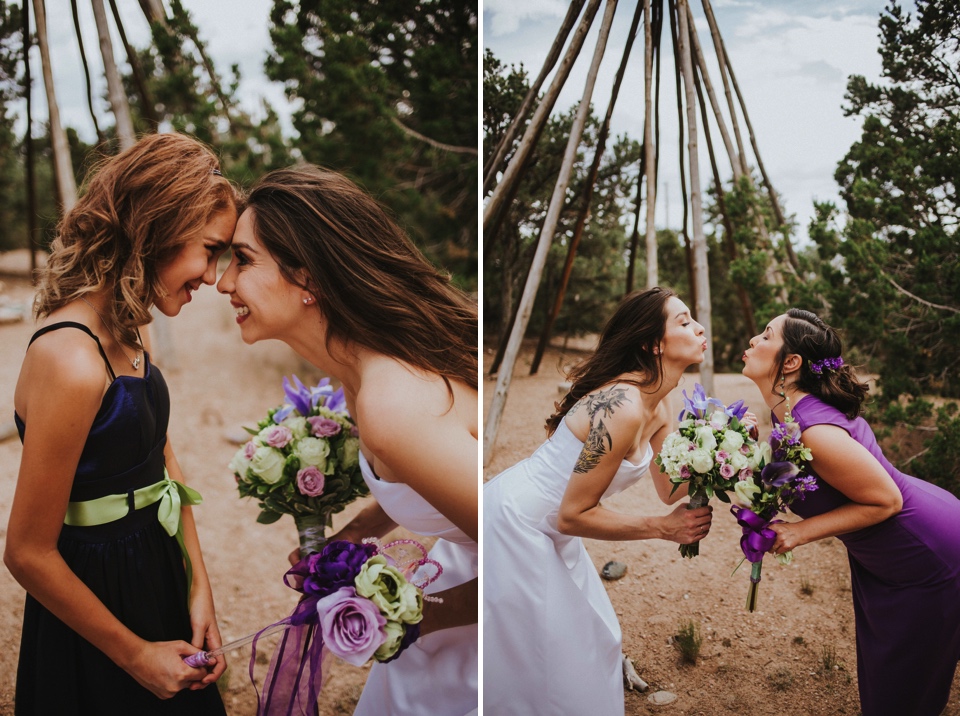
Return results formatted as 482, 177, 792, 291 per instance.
809, 356, 843, 375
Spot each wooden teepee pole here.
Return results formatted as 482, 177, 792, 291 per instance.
484, 0, 620, 466
91, 0, 135, 150
642, 0, 658, 288
530, 0, 645, 375
483, 0, 587, 195
482, 0, 603, 238
668, 1, 695, 312
22, 0, 38, 278
33, 0, 77, 211
70, 0, 105, 145
108, 0, 159, 128
677, 0, 713, 396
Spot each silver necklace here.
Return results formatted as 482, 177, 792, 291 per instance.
80, 297, 142, 370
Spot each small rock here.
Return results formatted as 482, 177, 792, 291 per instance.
601, 561, 627, 580
647, 691, 677, 706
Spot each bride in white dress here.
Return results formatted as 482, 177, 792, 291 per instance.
484, 288, 715, 715
217, 166, 477, 715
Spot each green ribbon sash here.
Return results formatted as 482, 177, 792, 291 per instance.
64, 469, 203, 596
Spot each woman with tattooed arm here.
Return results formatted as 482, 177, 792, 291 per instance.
483, 288, 717, 715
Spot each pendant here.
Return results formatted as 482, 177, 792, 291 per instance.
133, 355, 141, 370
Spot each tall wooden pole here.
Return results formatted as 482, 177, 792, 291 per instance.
23, 0, 37, 277
642, 0, 658, 288
677, 0, 713, 396
91, 0, 135, 150
70, 0, 105, 145
484, 0, 620, 466
108, 0, 159, 128
530, 0, 645, 375
482, 0, 603, 238
483, 0, 587, 195
33, 0, 76, 211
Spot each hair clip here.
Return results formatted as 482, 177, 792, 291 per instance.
211, 168, 223, 176
809, 356, 844, 374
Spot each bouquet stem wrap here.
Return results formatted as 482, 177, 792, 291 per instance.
294, 511, 330, 560
730, 505, 779, 612
680, 487, 710, 558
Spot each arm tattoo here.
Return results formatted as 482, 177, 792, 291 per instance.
572, 386, 630, 475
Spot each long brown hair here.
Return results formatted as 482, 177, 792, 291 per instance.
545, 287, 677, 435
244, 165, 477, 390
35, 133, 240, 348
776, 308, 869, 419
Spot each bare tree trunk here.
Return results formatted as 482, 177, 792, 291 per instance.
482, 0, 603, 239
484, 0, 619, 466
531, 0, 644, 375
33, 0, 77, 211
23, 0, 38, 278
677, 0, 713, 396
483, 0, 587, 195
91, 0, 135, 150
137, 0, 166, 25
700, 0, 747, 175
642, 0, 658, 288
625, 146, 645, 294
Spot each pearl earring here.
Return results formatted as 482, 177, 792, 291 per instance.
303, 296, 314, 305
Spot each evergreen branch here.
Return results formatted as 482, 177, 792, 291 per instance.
882, 273, 960, 314
391, 116, 478, 155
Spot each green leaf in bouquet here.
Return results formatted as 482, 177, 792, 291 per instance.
256, 484, 269, 495
705, 483, 715, 498
715, 490, 732, 504
256, 509, 283, 524
243, 425, 260, 436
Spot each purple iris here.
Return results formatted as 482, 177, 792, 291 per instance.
725, 399, 748, 421
679, 383, 726, 420
283, 375, 314, 416
273, 404, 295, 424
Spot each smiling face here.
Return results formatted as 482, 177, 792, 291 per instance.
153, 208, 236, 317
216, 208, 310, 345
742, 314, 788, 388
660, 296, 707, 367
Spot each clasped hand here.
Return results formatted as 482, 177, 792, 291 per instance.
663, 502, 713, 544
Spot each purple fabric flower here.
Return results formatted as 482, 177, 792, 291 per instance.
316, 587, 387, 666
308, 416, 342, 438
302, 540, 377, 598
296, 467, 326, 497
262, 425, 294, 449
381, 622, 421, 664
810, 356, 844, 375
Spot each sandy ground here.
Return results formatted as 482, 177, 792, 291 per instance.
483, 340, 960, 716
0, 266, 388, 715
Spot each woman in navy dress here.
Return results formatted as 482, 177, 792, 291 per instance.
742, 308, 960, 716
4, 133, 239, 715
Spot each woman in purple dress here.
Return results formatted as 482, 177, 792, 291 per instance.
742, 308, 960, 716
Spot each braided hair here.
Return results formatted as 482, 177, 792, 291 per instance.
777, 308, 869, 419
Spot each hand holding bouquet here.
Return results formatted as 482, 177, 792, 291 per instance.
655, 383, 766, 557
730, 412, 817, 611
229, 375, 369, 557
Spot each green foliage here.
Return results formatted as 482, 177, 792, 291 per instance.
673, 620, 703, 664
265, 0, 478, 287
902, 403, 960, 497
0, 0, 23, 251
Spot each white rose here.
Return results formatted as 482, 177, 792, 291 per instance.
295, 436, 331, 471
694, 426, 718, 452
720, 429, 744, 453
341, 437, 361, 470
734, 480, 761, 506
690, 449, 714, 474
281, 416, 310, 439
709, 410, 730, 430
228, 447, 251, 478
752, 441, 772, 468
250, 446, 286, 484
729, 451, 748, 472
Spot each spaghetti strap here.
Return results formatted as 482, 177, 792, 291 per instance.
29, 321, 117, 381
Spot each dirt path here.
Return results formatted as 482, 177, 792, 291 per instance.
483, 341, 960, 716
0, 272, 386, 715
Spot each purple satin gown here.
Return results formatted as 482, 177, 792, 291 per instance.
789, 395, 960, 716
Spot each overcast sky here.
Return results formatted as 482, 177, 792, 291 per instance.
21, 0, 293, 141
483, 0, 895, 242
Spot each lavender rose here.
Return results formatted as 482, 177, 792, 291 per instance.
308, 416, 342, 438
260, 424, 294, 449
316, 587, 386, 666
296, 466, 326, 497
303, 540, 377, 598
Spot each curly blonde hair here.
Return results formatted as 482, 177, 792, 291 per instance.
35, 133, 241, 348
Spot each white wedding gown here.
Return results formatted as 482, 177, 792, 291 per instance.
484, 417, 652, 715
353, 454, 478, 716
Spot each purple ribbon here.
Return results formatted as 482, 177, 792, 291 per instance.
730, 506, 780, 564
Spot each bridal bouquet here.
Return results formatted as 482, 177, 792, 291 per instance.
229, 375, 369, 557
730, 412, 817, 611
655, 383, 766, 557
